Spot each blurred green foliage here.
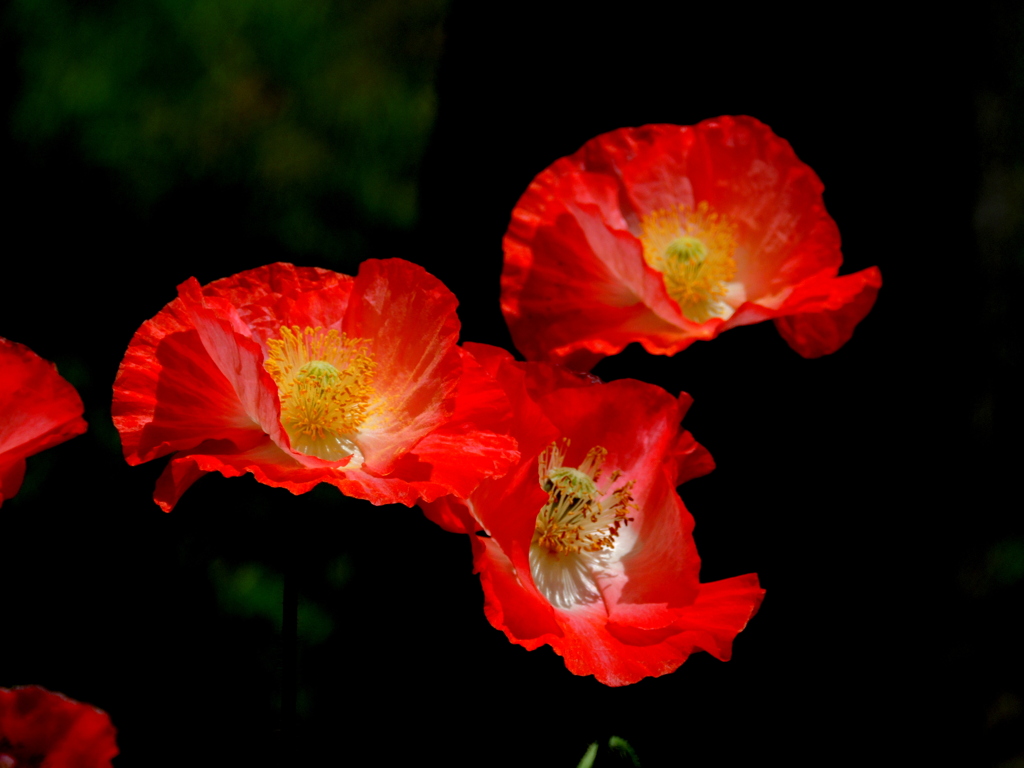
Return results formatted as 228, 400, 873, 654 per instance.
985, 538, 1024, 588
209, 558, 337, 645
10, 0, 449, 258
959, 537, 1024, 597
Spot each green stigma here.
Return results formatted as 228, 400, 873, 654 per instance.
665, 236, 708, 265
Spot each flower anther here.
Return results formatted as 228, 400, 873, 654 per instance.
531, 439, 635, 609
640, 201, 738, 323
264, 326, 377, 461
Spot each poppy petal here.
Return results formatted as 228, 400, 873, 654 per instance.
772, 266, 883, 358
0, 338, 86, 506
0, 686, 118, 767
115, 261, 516, 511
501, 116, 881, 368
440, 353, 762, 685
343, 258, 462, 474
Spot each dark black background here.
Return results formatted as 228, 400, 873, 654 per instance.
3, 1, 1021, 766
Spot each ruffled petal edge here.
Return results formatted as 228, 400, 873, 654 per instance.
771, 266, 883, 358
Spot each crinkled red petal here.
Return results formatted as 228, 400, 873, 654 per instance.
153, 437, 499, 511
671, 393, 716, 485
503, 173, 689, 366
607, 119, 844, 297
418, 342, 571, 533
116, 260, 517, 510
472, 534, 564, 650
201, 262, 356, 351
343, 258, 462, 474
772, 266, 883, 358
394, 345, 518, 502
419, 494, 478, 534
576, 573, 764, 686
0, 458, 27, 505
175, 277, 286, 443
529, 569, 764, 686
501, 115, 880, 368
0, 338, 86, 506
553, 602, 707, 686
470, 342, 596, 459
457, 348, 601, 547
0, 339, 87, 458
615, 471, 702, 609
0, 686, 118, 767
456, 355, 762, 685
659, 572, 765, 660
112, 289, 268, 465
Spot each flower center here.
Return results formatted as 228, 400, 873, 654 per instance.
529, 440, 636, 609
534, 442, 635, 555
639, 201, 738, 323
264, 326, 376, 461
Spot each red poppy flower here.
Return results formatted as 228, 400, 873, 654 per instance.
421, 344, 764, 686
0, 338, 87, 507
0, 686, 118, 768
112, 259, 518, 511
501, 115, 882, 369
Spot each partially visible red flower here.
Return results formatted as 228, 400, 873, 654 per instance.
113, 259, 518, 511
0, 686, 118, 768
501, 115, 882, 369
0, 338, 87, 507
422, 343, 764, 686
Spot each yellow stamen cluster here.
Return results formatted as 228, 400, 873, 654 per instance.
533, 440, 635, 556
639, 201, 738, 323
263, 326, 376, 461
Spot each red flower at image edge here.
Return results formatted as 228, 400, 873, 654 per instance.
501, 115, 882, 369
112, 259, 519, 511
421, 343, 764, 686
0, 687, 118, 768
0, 338, 87, 507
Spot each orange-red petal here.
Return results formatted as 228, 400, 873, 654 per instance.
501, 116, 881, 368
0, 338, 87, 506
772, 266, 883, 358
0, 686, 118, 767
342, 258, 462, 474
440, 354, 763, 685
114, 260, 517, 511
